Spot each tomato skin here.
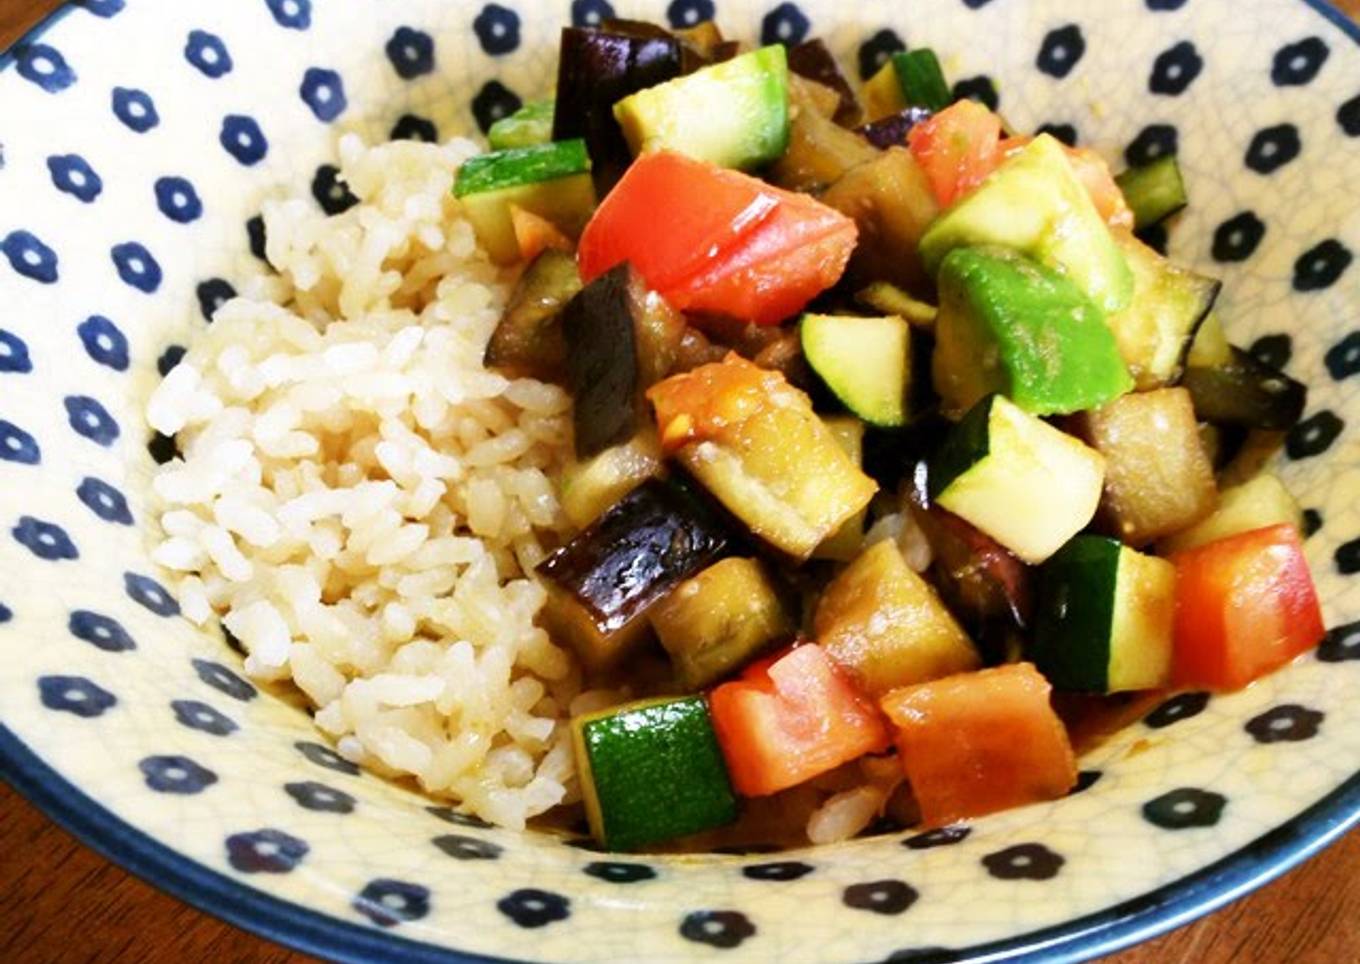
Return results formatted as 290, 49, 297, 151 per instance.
709, 643, 889, 797
906, 100, 1004, 209
1170, 524, 1325, 691
577, 151, 856, 326
879, 663, 1076, 827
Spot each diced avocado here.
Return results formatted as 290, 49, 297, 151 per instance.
651, 557, 792, 689
1105, 231, 1220, 389
1031, 535, 1175, 692
928, 395, 1106, 564
801, 313, 912, 428
919, 134, 1134, 313
931, 246, 1133, 417
613, 45, 790, 170
573, 696, 738, 850
484, 249, 582, 380
815, 539, 979, 696
454, 140, 595, 264
814, 416, 868, 561
1159, 472, 1302, 555
488, 99, 556, 150
854, 282, 937, 328
1115, 154, 1188, 231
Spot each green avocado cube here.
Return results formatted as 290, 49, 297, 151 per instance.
932, 246, 1133, 416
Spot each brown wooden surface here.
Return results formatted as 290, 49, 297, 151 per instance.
3, 1, 1360, 962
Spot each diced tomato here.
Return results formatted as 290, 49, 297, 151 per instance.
1170, 524, 1325, 691
510, 205, 573, 262
906, 100, 1004, 209
577, 151, 857, 326
880, 663, 1076, 827
709, 643, 889, 797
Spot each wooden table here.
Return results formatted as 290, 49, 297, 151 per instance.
4, 1, 1360, 961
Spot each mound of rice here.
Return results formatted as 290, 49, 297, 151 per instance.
145, 134, 608, 828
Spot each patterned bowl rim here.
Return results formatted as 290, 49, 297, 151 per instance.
4, 1, 1360, 961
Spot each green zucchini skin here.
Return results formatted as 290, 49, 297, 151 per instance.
576, 696, 738, 850
1115, 155, 1189, 230
1031, 535, 1122, 691
926, 394, 995, 501
894, 49, 951, 111
453, 140, 591, 197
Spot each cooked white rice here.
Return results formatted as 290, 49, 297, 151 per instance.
145, 133, 603, 828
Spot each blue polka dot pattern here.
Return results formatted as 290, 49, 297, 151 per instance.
1245, 704, 1324, 743
471, 80, 522, 134
192, 658, 258, 702
1339, 94, 1360, 137
433, 834, 504, 861
3, 230, 60, 284
667, 0, 716, 30
110, 241, 163, 293
246, 215, 269, 262
1293, 239, 1352, 291
227, 828, 310, 873
1245, 123, 1301, 175
76, 315, 130, 371
679, 910, 754, 948
15, 44, 77, 93
184, 30, 233, 78
147, 432, 178, 465
857, 28, 904, 81
1286, 410, 1344, 459
1249, 333, 1291, 371
264, 0, 312, 30
38, 675, 116, 718
1272, 37, 1328, 86
1319, 620, 1360, 662
111, 87, 159, 132
1338, 538, 1360, 575
1325, 332, 1360, 381
47, 154, 103, 203
1142, 787, 1227, 829
220, 115, 269, 166
76, 477, 134, 525
0, 330, 33, 374
843, 879, 918, 915
474, 4, 521, 56
1146, 0, 1187, 8
355, 879, 431, 927
904, 826, 971, 849
197, 278, 238, 321
0, 602, 11, 622
311, 165, 359, 215
285, 781, 356, 813
742, 861, 812, 881
761, 3, 811, 47
154, 176, 204, 224
300, 68, 347, 122
1212, 211, 1266, 262
1149, 40, 1203, 95
296, 740, 360, 775
981, 843, 1065, 880
0, 420, 41, 465
953, 75, 999, 110
1145, 692, 1211, 728
69, 609, 135, 652
426, 805, 493, 829
140, 755, 217, 794
497, 888, 570, 929
391, 114, 438, 143
12, 516, 79, 561
172, 699, 239, 736
386, 27, 436, 80
571, 0, 615, 28
76, 0, 126, 15
1125, 123, 1178, 166
157, 345, 187, 376
123, 571, 180, 617
1037, 24, 1085, 79
1036, 122, 1078, 146
63, 395, 120, 446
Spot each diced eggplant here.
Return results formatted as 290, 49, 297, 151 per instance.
1216, 429, 1286, 489
821, 147, 940, 293
484, 249, 582, 380
674, 20, 726, 63
1181, 347, 1307, 431
562, 263, 642, 458
537, 477, 731, 669
770, 75, 879, 193
857, 107, 933, 149
559, 426, 664, 529
553, 26, 683, 194
814, 416, 868, 561
786, 38, 862, 127
672, 326, 730, 373
710, 40, 744, 62
599, 17, 675, 40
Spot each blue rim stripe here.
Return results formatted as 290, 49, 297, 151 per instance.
1299, 0, 1360, 43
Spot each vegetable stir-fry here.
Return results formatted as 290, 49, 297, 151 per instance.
465, 17, 1326, 851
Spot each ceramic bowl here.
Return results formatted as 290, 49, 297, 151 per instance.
2, 0, 1359, 960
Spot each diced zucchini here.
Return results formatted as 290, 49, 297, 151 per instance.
786, 38, 862, 126
815, 540, 979, 697
1181, 347, 1307, 430
1082, 387, 1217, 546
814, 416, 868, 561
855, 282, 937, 328
931, 246, 1133, 417
1031, 536, 1175, 693
537, 478, 730, 670
650, 557, 793, 689
863, 49, 951, 120
1159, 473, 1302, 554
769, 75, 878, 192
613, 46, 790, 170
919, 135, 1134, 314
928, 395, 1106, 564
488, 99, 556, 150
559, 427, 663, 529
647, 355, 878, 559
484, 249, 581, 380
800, 314, 911, 428
822, 147, 940, 293
573, 696, 738, 850
454, 141, 596, 264
1105, 231, 1220, 389
1115, 154, 1188, 230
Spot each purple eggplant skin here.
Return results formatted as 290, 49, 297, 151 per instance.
552, 26, 683, 195
858, 107, 935, 149
786, 39, 862, 127
562, 263, 642, 459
